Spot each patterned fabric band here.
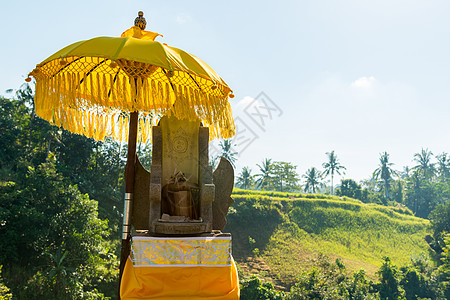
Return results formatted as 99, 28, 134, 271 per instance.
130, 236, 232, 267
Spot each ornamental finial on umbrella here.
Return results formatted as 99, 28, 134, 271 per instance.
135, 11, 147, 30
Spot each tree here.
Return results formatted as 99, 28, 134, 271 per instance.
287, 253, 375, 300
240, 275, 284, 300
236, 167, 254, 190
303, 167, 323, 193
218, 139, 237, 167
437, 235, 450, 299
376, 257, 404, 300
270, 161, 300, 192
391, 179, 405, 204
0, 155, 116, 299
322, 151, 346, 195
399, 254, 442, 300
436, 152, 450, 182
336, 179, 362, 200
0, 90, 117, 298
373, 152, 397, 201
414, 148, 436, 181
426, 201, 450, 258
0, 266, 12, 300
404, 171, 442, 219
255, 158, 272, 191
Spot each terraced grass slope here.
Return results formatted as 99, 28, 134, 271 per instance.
225, 189, 431, 287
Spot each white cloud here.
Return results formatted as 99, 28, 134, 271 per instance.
233, 96, 255, 109
350, 76, 376, 88
231, 95, 265, 116
176, 14, 192, 24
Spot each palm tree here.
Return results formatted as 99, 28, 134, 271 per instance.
303, 167, 322, 193
218, 139, 237, 167
413, 148, 435, 180
255, 158, 272, 190
400, 166, 411, 180
322, 151, 346, 195
236, 167, 254, 189
373, 152, 397, 199
436, 152, 449, 181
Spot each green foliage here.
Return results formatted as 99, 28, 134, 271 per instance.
322, 150, 346, 195
230, 189, 430, 289
237, 253, 450, 299
336, 179, 362, 200
233, 188, 338, 200
218, 139, 237, 167
375, 257, 404, 300
426, 201, 450, 258
240, 275, 285, 300
270, 161, 300, 192
0, 266, 12, 300
436, 153, 450, 182
1, 155, 116, 299
373, 152, 398, 202
226, 195, 284, 258
413, 149, 436, 180
390, 180, 405, 205
237, 167, 255, 189
400, 266, 438, 300
302, 167, 323, 194
404, 173, 449, 219
255, 158, 272, 190
435, 235, 450, 298
287, 254, 375, 300
0, 91, 117, 298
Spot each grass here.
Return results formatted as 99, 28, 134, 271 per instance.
226, 188, 431, 287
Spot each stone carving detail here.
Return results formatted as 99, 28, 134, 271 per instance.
131, 157, 150, 230
212, 157, 235, 231
131, 118, 235, 235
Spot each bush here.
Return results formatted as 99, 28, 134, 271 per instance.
240, 275, 284, 300
0, 266, 12, 300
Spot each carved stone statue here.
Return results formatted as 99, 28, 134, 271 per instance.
131, 116, 234, 235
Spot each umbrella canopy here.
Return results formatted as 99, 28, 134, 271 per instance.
28, 24, 235, 142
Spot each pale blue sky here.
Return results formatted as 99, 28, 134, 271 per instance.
1, 0, 450, 184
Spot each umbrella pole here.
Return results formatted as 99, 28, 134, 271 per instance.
118, 111, 139, 299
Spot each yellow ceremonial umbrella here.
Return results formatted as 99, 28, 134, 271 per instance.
28, 14, 235, 143
27, 12, 235, 298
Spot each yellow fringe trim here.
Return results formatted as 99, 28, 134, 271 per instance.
32, 56, 235, 142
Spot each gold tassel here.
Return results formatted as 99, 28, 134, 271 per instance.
109, 114, 114, 139
82, 110, 89, 136
124, 115, 129, 142
130, 78, 136, 110
143, 78, 150, 109
98, 114, 106, 141
118, 115, 124, 142
109, 73, 115, 106
87, 111, 93, 139
102, 73, 108, 106
95, 73, 101, 107
121, 75, 127, 109
136, 78, 142, 111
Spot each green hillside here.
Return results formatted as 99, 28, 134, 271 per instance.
225, 189, 431, 287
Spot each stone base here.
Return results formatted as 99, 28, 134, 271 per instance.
152, 221, 211, 235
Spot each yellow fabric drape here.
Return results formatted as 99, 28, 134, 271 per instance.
121, 26, 162, 40
120, 236, 239, 299
120, 257, 239, 300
